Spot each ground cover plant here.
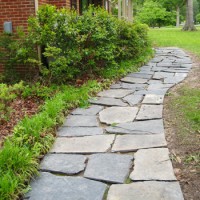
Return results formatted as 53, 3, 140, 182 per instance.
0, 5, 152, 200
149, 27, 200, 199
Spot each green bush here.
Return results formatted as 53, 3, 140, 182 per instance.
0, 5, 150, 84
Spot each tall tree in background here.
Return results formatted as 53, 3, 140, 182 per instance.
158, 0, 184, 27
183, 0, 197, 30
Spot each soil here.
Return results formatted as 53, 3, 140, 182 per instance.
0, 97, 43, 148
164, 51, 200, 200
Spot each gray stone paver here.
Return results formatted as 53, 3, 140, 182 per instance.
57, 127, 104, 137
63, 115, 98, 127
136, 104, 163, 120
89, 97, 128, 107
99, 107, 138, 124
123, 94, 143, 106
50, 135, 115, 153
84, 154, 133, 183
40, 154, 86, 175
107, 181, 184, 200
121, 77, 148, 84
26, 48, 190, 200
112, 134, 167, 152
130, 148, 177, 181
98, 89, 134, 98
26, 172, 107, 200
107, 119, 165, 135
142, 94, 164, 104
71, 105, 104, 115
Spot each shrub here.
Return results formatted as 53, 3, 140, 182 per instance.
0, 5, 150, 84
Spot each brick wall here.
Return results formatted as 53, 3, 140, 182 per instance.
0, 0, 77, 74
0, 0, 35, 33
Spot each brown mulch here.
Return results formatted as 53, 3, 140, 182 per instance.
164, 52, 200, 200
0, 97, 43, 148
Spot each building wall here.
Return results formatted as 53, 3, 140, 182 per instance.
0, 0, 72, 74
0, 0, 35, 33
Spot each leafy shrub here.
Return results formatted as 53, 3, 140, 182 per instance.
0, 30, 40, 83
0, 5, 150, 84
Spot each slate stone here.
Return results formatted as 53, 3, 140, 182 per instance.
112, 134, 167, 152
164, 77, 184, 84
127, 72, 152, 79
123, 94, 143, 106
148, 80, 163, 84
98, 89, 134, 99
84, 154, 133, 183
157, 62, 173, 67
107, 181, 184, 200
99, 107, 138, 124
57, 127, 103, 137
153, 72, 174, 80
175, 73, 188, 78
40, 154, 86, 175
136, 105, 163, 120
142, 94, 164, 104
63, 115, 98, 127
148, 83, 173, 90
162, 69, 189, 73
26, 172, 107, 200
110, 82, 147, 90
89, 97, 128, 107
135, 89, 168, 95
130, 148, 177, 181
115, 119, 164, 134
50, 135, 115, 153
121, 77, 148, 84
71, 105, 104, 115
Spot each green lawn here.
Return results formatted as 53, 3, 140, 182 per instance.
149, 27, 200, 56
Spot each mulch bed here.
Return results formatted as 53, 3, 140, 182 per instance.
0, 97, 43, 148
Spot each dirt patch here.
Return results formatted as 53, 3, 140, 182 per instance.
164, 51, 200, 200
0, 97, 43, 148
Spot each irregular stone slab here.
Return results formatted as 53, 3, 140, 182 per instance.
26, 172, 107, 200
148, 83, 173, 90
127, 72, 152, 79
89, 97, 128, 107
63, 115, 98, 127
136, 105, 163, 120
71, 105, 104, 116
148, 80, 163, 84
130, 148, 176, 181
162, 69, 189, 73
107, 181, 184, 200
121, 77, 148, 84
153, 72, 174, 80
40, 154, 86, 175
142, 94, 164, 104
57, 127, 103, 137
112, 134, 167, 152
135, 89, 168, 95
84, 154, 133, 183
114, 119, 164, 134
157, 62, 173, 67
99, 107, 138, 124
110, 82, 147, 90
50, 135, 115, 153
98, 89, 134, 99
123, 94, 143, 106
164, 76, 184, 84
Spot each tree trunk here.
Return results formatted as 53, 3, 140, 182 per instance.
176, 6, 180, 27
183, 0, 196, 31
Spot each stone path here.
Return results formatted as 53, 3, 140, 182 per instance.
25, 48, 192, 200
